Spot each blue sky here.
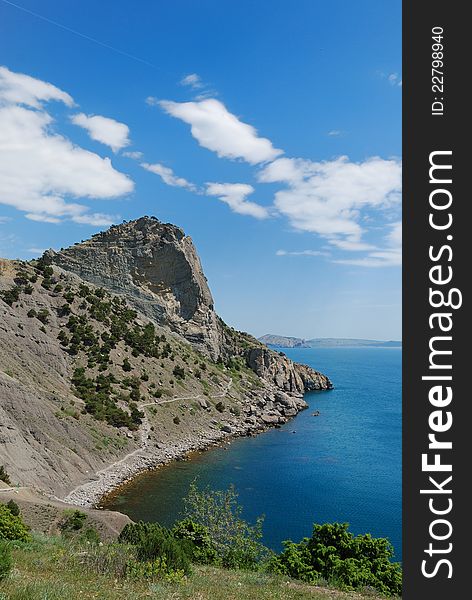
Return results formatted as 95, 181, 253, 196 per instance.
0, 0, 401, 340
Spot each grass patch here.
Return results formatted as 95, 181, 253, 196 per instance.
0, 535, 395, 600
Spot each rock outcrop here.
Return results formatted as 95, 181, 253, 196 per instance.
246, 347, 332, 393
46, 217, 223, 360
46, 217, 332, 395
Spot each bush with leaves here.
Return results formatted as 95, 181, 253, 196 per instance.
0, 286, 20, 306
173, 365, 185, 380
119, 521, 191, 576
269, 522, 402, 597
0, 466, 11, 485
0, 504, 30, 541
60, 509, 87, 534
172, 518, 218, 565
0, 540, 12, 581
5, 500, 20, 517
182, 482, 269, 570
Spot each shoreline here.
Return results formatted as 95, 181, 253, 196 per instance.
62, 414, 283, 509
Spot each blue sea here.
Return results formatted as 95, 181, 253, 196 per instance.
105, 347, 402, 560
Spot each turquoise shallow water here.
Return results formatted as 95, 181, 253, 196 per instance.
105, 347, 402, 559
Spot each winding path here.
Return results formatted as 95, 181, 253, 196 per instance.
63, 377, 233, 504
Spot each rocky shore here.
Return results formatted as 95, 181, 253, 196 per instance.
64, 388, 313, 507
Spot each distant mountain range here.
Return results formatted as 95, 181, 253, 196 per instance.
259, 334, 402, 348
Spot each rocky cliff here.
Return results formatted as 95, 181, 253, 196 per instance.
0, 217, 332, 503
45, 217, 223, 360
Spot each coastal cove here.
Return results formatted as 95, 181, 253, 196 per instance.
103, 347, 402, 560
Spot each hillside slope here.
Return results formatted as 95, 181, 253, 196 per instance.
0, 218, 332, 504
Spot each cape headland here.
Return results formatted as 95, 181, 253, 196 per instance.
0, 216, 332, 507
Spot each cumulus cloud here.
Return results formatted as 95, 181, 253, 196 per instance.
205, 183, 269, 219
71, 113, 130, 152
159, 98, 283, 164
0, 66, 74, 108
0, 66, 133, 225
180, 73, 203, 89
258, 156, 401, 248
141, 162, 196, 191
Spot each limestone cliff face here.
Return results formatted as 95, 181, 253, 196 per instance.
246, 347, 332, 394
46, 217, 223, 360
46, 217, 331, 395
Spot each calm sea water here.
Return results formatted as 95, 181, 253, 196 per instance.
105, 347, 402, 559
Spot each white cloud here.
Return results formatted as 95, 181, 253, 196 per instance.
123, 150, 143, 159
258, 156, 401, 247
159, 98, 283, 164
71, 113, 130, 152
327, 130, 343, 137
206, 183, 269, 219
0, 68, 133, 225
141, 162, 196, 191
333, 221, 402, 267
276, 249, 329, 257
27, 247, 47, 254
0, 65, 74, 108
181, 73, 203, 89
145, 96, 159, 106
386, 72, 402, 87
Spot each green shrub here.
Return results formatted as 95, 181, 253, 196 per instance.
173, 416, 181, 425
215, 401, 225, 413
60, 509, 87, 533
182, 482, 269, 570
0, 540, 12, 581
172, 518, 218, 565
269, 522, 402, 597
0, 466, 11, 485
0, 504, 30, 541
6, 500, 20, 517
37, 309, 50, 324
119, 521, 191, 576
26, 308, 37, 318
122, 358, 132, 372
173, 365, 185, 380
0, 286, 21, 306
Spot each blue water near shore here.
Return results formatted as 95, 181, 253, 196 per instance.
106, 347, 402, 560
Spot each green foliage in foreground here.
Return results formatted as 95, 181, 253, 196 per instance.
0, 534, 396, 600
269, 522, 402, 597
60, 510, 87, 533
0, 505, 30, 542
5, 501, 20, 517
0, 542, 11, 582
0, 483, 402, 598
119, 521, 192, 577
181, 482, 269, 570
172, 518, 218, 565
